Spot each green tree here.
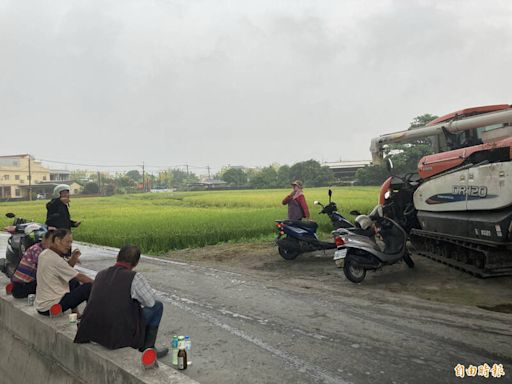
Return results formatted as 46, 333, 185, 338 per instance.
156, 170, 173, 188
289, 160, 334, 187
410, 113, 438, 129
277, 165, 291, 187
126, 170, 142, 182
222, 168, 248, 187
355, 163, 389, 186
249, 166, 278, 188
83, 182, 99, 194
169, 169, 199, 190
104, 182, 116, 196
116, 176, 136, 189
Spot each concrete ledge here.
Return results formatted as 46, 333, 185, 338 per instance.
0, 293, 198, 384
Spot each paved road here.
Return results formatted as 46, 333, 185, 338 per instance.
1, 234, 511, 384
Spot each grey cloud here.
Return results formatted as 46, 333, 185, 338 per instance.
1, 0, 511, 171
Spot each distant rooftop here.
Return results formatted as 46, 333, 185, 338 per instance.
324, 160, 372, 168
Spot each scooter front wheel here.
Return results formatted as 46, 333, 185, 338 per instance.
343, 257, 366, 283
278, 247, 300, 260
2, 261, 16, 278
403, 253, 415, 268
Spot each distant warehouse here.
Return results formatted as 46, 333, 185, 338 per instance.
323, 160, 371, 184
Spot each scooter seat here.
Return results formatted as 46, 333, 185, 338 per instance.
283, 220, 318, 231
348, 227, 374, 237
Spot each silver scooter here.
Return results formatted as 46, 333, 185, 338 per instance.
332, 205, 414, 283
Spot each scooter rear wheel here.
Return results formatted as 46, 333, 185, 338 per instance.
343, 257, 366, 283
278, 247, 300, 260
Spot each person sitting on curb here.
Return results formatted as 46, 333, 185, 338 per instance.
11, 229, 55, 298
74, 245, 169, 358
35, 228, 93, 317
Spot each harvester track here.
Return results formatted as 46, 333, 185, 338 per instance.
410, 229, 512, 278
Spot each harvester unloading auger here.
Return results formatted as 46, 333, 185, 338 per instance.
372, 104, 512, 277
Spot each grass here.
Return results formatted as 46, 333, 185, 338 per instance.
0, 187, 379, 255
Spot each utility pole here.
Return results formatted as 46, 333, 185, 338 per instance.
28, 155, 32, 201
142, 162, 145, 192
185, 164, 189, 176
207, 165, 211, 180
97, 171, 101, 195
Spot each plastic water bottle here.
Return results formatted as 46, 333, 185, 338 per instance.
185, 335, 191, 364
171, 335, 179, 365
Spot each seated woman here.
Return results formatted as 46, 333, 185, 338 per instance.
11, 229, 55, 298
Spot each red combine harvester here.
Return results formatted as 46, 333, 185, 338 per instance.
371, 104, 512, 277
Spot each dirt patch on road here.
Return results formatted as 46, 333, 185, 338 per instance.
164, 242, 512, 313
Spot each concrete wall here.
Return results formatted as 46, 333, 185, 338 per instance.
0, 293, 198, 384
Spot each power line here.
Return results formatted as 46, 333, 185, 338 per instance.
37, 158, 211, 171
37, 158, 141, 168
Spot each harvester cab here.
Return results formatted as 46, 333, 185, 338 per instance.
371, 104, 512, 277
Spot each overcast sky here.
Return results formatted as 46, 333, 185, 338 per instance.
1, 0, 511, 174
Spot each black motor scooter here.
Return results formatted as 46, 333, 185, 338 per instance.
0, 213, 46, 278
313, 189, 353, 229
275, 190, 353, 260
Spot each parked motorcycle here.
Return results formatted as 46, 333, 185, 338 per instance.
275, 219, 336, 260
313, 189, 353, 229
275, 190, 353, 260
332, 205, 414, 283
0, 213, 46, 278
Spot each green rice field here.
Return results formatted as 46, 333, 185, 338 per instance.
0, 187, 379, 255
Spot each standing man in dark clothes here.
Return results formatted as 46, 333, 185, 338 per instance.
46, 184, 81, 230
74, 245, 169, 358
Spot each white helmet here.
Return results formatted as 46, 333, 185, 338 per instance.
24, 223, 46, 242
53, 184, 70, 197
355, 215, 373, 230
24, 223, 43, 236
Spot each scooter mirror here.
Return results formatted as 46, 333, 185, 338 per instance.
6, 213, 15, 218
349, 210, 361, 216
369, 205, 384, 219
328, 189, 332, 197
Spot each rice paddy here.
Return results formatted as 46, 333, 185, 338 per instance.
0, 187, 379, 255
